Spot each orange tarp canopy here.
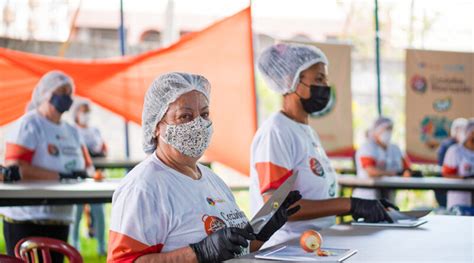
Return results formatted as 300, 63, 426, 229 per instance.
0, 7, 257, 175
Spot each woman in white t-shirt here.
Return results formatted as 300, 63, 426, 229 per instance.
71, 99, 107, 255
442, 119, 474, 209
353, 117, 412, 199
0, 71, 93, 262
108, 72, 301, 263
250, 43, 398, 248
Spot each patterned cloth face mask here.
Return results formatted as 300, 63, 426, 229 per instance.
160, 116, 213, 158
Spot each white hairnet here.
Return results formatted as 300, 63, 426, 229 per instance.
71, 98, 91, 120
370, 116, 393, 138
450, 118, 468, 137
142, 72, 211, 154
463, 119, 474, 142
27, 70, 75, 111
257, 43, 329, 94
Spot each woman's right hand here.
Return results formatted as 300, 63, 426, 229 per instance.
190, 227, 255, 263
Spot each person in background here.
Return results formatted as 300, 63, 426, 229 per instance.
0, 71, 93, 263
70, 99, 107, 256
442, 119, 474, 210
108, 72, 301, 263
438, 118, 468, 166
250, 43, 398, 249
353, 117, 412, 200
435, 117, 467, 207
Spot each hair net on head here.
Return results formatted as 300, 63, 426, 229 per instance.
463, 119, 474, 142
370, 116, 393, 138
257, 43, 329, 95
142, 72, 211, 154
450, 118, 468, 137
71, 98, 91, 119
27, 70, 75, 111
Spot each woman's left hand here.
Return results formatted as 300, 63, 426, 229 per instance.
248, 190, 302, 242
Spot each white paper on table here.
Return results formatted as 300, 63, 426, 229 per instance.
255, 245, 357, 262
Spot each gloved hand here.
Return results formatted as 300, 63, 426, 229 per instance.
350, 198, 399, 223
59, 170, 89, 180
73, 170, 89, 179
190, 227, 255, 263
1, 165, 21, 182
247, 190, 302, 242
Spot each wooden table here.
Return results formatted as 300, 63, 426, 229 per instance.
337, 175, 474, 203
231, 215, 473, 262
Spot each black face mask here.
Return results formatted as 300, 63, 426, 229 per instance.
297, 83, 331, 114
50, 94, 73, 113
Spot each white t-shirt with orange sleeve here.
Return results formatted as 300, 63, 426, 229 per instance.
442, 144, 474, 208
0, 110, 90, 222
107, 153, 250, 263
249, 112, 336, 249
353, 139, 409, 199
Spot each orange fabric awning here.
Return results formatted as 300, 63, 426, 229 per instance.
0, 7, 257, 175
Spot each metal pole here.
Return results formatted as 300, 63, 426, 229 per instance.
375, 0, 382, 116
119, 0, 130, 158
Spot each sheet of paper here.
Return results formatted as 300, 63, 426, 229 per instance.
255, 245, 357, 262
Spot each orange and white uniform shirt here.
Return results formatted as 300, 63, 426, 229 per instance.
353, 139, 409, 199
108, 153, 249, 263
442, 144, 474, 208
76, 125, 106, 155
0, 110, 91, 222
249, 112, 337, 249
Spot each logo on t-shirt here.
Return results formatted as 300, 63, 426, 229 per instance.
309, 157, 325, 177
206, 197, 225, 206
202, 214, 226, 235
48, 144, 59, 156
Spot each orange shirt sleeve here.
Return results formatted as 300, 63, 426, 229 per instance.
360, 156, 377, 169
5, 142, 35, 164
442, 165, 458, 177
255, 162, 293, 194
107, 230, 163, 263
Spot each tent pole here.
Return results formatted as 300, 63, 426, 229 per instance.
119, 0, 130, 158
375, 0, 382, 116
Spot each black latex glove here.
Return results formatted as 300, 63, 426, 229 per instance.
247, 190, 302, 242
59, 172, 76, 180
190, 227, 255, 263
59, 170, 89, 180
350, 198, 398, 223
379, 199, 399, 211
73, 170, 89, 179
1, 165, 21, 182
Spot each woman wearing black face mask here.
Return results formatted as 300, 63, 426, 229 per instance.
0, 71, 94, 263
249, 43, 398, 248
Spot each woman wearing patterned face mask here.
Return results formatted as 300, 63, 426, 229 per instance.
353, 117, 413, 200
0, 71, 93, 263
108, 72, 301, 263
250, 43, 400, 249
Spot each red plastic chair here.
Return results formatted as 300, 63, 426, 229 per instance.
14, 237, 83, 263
0, 254, 24, 263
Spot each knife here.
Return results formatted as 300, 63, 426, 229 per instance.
249, 172, 299, 235
387, 208, 431, 221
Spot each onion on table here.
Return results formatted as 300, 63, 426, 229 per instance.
300, 230, 331, 256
